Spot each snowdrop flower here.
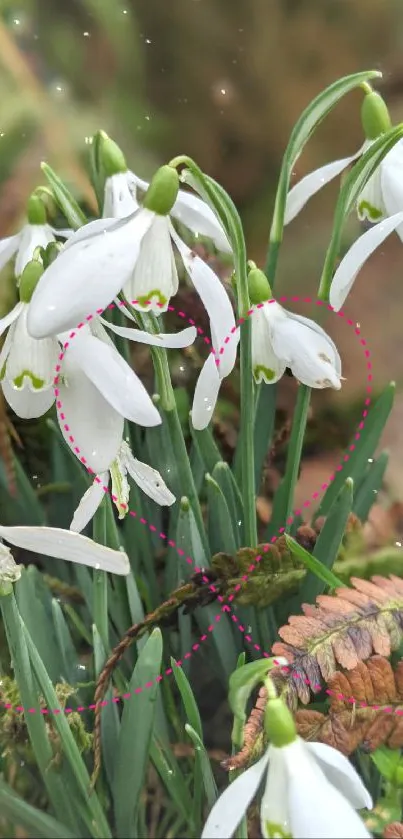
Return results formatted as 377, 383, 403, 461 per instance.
202, 680, 372, 839
285, 89, 396, 228
55, 320, 194, 515
0, 193, 71, 281
98, 130, 231, 249
0, 259, 60, 418
70, 440, 175, 533
27, 151, 232, 339
248, 268, 341, 389
0, 523, 130, 579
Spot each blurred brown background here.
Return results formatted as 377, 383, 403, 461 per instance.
1, 0, 403, 497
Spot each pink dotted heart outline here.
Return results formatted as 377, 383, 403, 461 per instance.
4, 297, 379, 719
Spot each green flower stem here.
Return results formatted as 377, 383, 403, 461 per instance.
93, 502, 109, 655
268, 384, 311, 536
232, 240, 258, 549
132, 308, 209, 555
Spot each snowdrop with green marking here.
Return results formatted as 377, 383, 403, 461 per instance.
202, 680, 372, 839
248, 267, 342, 389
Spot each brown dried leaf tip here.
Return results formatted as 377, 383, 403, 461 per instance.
384, 823, 403, 838
272, 575, 403, 706
296, 656, 403, 755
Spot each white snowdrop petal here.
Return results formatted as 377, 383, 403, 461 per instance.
0, 525, 130, 575
27, 209, 155, 338
305, 742, 372, 810
260, 746, 290, 838
68, 332, 161, 427
288, 764, 371, 838
15, 224, 55, 278
172, 227, 238, 378
284, 740, 372, 839
100, 317, 197, 348
251, 306, 286, 384
191, 353, 221, 430
272, 312, 341, 389
58, 354, 124, 473
1, 379, 55, 419
125, 215, 178, 313
380, 141, 403, 240
70, 475, 108, 533
0, 234, 20, 272
170, 188, 232, 253
285, 151, 362, 224
285, 310, 342, 376
0, 302, 24, 338
330, 211, 403, 311
356, 168, 385, 223
5, 306, 59, 389
103, 172, 140, 219
201, 753, 270, 839
125, 455, 176, 506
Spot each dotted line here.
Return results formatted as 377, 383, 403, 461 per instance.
2, 297, 378, 718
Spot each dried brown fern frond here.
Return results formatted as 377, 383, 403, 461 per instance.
296, 656, 403, 755
272, 575, 403, 705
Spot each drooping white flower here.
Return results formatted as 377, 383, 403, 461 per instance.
0, 523, 130, 575
251, 300, 342, 390
284, 87, 403, 234
70, 440, 175, 533
329, 210, 403, 311
201, 738, 372, 839
27, 163, 233, 339
0, 260, 60, 418
0, 194, 71, 281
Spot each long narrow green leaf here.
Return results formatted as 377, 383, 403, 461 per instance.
185, 724, 218, 810
0, 594, 86, 835
150, 737, 195, 834
15, 566, 62, 682
41, 162, 87, 229
212, 461, 244, 548
190, 423, 223, 476
353, 451, 389, 521
171, 659, 202, 737
93, 625, 120, 791
206, 473, 238, 555
266, 384, 311, 538
174, 499, 238, 682
0, 778, 77, 839
113, 628, 163, 838
298, 478, 353, 603
252, 382, 277, 491
317, 382, 395, 517
21, 619, 111, 839
285, 535, 344, 589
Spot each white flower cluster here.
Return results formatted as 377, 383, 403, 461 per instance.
0, 124, 396, 580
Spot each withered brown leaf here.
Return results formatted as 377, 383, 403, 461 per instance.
295, 656, 403, 755
272, 575, 403, 701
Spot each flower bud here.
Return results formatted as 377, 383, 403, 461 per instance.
98, 131, 128, 177
143, 165, 180, 215
26, 193, 47, 226
361, 91, 392, 140
19, 259, 44, 303
248, 267, 272, 304
0, 543, 21, 596
264, 678, 296, 747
